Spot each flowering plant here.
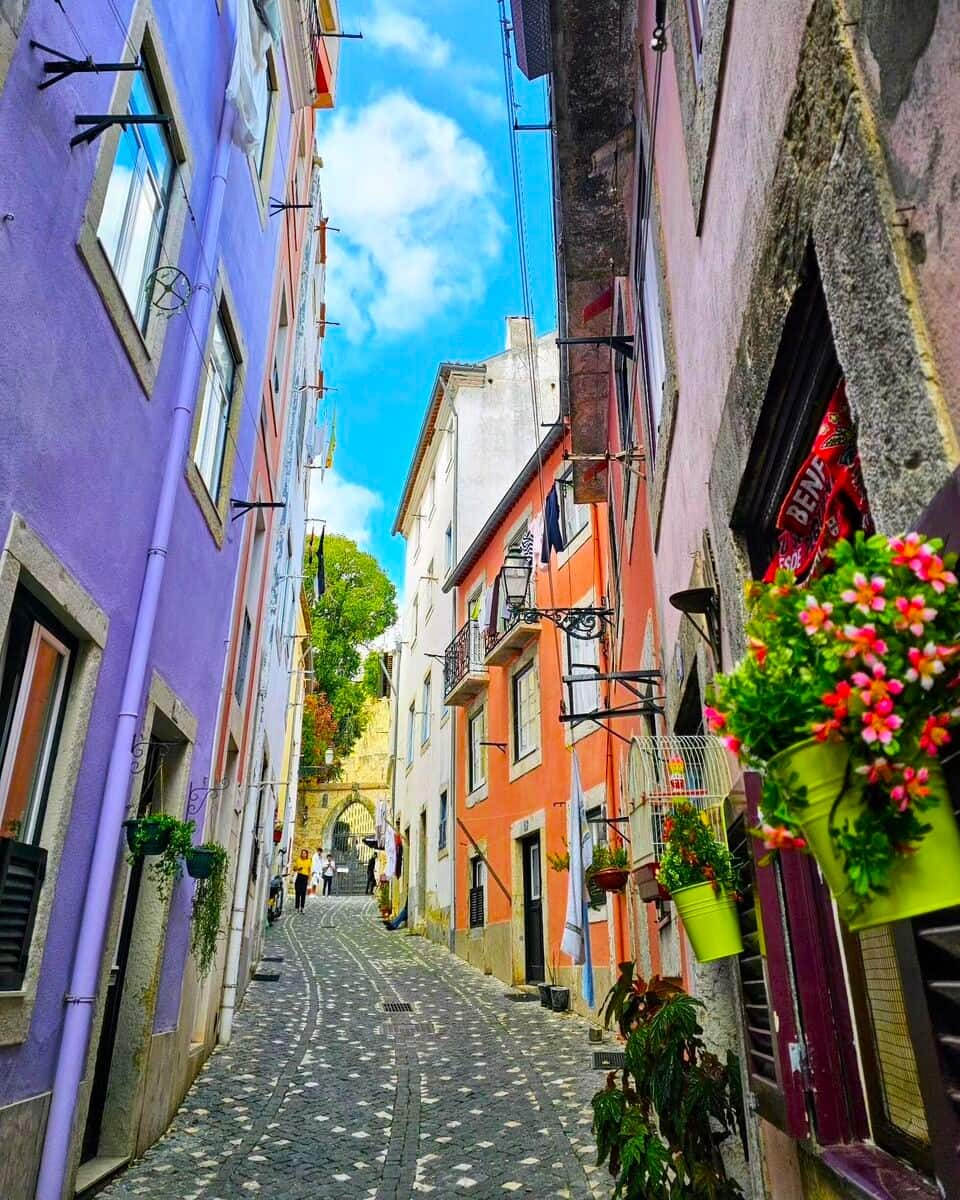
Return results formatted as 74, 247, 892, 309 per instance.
708, 533, 960, 902
657, 802, 739, 897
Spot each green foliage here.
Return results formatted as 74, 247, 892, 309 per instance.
189, 843, 229, 978
127, 814, 195, 901
709, 532, 960, 906
305, 535, 397, 764
592, 843, 629, 870
377, 881, 391, 912
300, 693, 337, 777
657, 802, 739, 897
592, 966, 746, 1200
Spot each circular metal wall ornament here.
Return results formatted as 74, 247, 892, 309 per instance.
146, 265, 193, 317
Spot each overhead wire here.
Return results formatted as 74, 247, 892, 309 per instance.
52, 0, 91, 59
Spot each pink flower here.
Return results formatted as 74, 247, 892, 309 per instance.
703, 706, 726, 732
812, 717, 841, 742
851, 662, 905, 707
822, 681, 853, 719
911, 552, 957, 594
759, 824, 807, 852
893, 595, 937, 637
856, 757, 898, 786
905, 643, 947, 691
919, 713, 952, 756
721, 735, 743, 756
842, 572, 886, 614
890, 766, 931, 812
799, 595, 833, 635
748, 637, 768, 667
840, 624, 888, 664
890, 533, 934, 569
861, 704, 903, 745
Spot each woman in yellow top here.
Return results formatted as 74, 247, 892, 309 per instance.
292, 848, 311, 913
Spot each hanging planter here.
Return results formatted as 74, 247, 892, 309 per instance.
123, 816, 172, 856
273, 826, 283, 845
769, 738, 960, 930
657, 803, 743, 963
190, 843, 229, 978
709, 532, 960, 927
591, 867, 630, 893
185, 846, 218, 879
587, 844, 630, 900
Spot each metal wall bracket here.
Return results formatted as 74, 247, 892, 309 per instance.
31, 40, 142, 90
72, 112, 170, 148
230, 499, 287, 522
269, 197, 313, 217
556, 335, 635, 361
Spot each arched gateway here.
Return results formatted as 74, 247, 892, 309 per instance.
322, 796, 376, 895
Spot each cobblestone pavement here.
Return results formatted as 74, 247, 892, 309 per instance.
100, 896, 610, 1199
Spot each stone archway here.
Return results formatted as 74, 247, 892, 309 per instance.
320, 794, 376, 895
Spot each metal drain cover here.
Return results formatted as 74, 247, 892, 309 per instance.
383, 1001, 413, 1013
262, 955, 284, 962
253, 973, 281, 983
593, 1050, 626, 1069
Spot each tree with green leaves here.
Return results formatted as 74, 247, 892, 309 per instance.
303, 534, 397, 766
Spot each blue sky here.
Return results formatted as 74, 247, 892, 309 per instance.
309, 0, 557, 586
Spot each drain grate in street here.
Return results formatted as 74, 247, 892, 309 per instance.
262, 955, 284, 962
253, 973, 281, 983
382, 1001, 413, 1013
505, 992, 539, 1003
593, 1050, 626, 1070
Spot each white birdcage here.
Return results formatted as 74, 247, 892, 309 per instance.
625, 736, 732, 867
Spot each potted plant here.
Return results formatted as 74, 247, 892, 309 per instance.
546, 841, 570, 873
190, 843, 229, 978
710, 532, 960, 929
125, 814, 195, 900
539, 954, 558, 1007
377, 881, 391, 919
272, 825, 283, 845
593, 964, 746, 1200
657, 802, 743, 962
587, 843, 630, 893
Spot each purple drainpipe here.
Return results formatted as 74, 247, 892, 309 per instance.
34, 93, 236, 1200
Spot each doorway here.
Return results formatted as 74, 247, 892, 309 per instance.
521, 834, 545, 983
417, 811, 427, 922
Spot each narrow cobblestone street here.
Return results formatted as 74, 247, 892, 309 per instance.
100, 897, 606, 1199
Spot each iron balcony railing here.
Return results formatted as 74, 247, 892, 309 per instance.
483, 573, 536, 656
444, 620, 485, 696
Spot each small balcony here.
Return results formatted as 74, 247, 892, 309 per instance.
444, 620, 488, 707
484, 607, 540, 666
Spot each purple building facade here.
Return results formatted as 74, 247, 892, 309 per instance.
0, 2, 330, 1195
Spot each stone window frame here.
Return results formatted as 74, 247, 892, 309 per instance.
668, 0, 735, 232
465, 697, 489, 807
185, 267, 249, 548
0, 515, 109, 1046
76, 0, 194, 398
247, 44, 281, 226
507, 644, 542, 782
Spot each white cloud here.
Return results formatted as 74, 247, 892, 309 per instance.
308, 470, 384, 548
320, 91, 504, 339
364, 7, 452, 70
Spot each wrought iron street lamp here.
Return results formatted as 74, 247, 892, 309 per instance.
500, 547, 613, 641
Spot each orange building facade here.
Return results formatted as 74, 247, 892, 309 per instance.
443, 431, 632, 1014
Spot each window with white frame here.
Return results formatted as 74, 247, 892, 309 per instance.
272, 294, 288, 397
406, 701, 415, 766
567, 631, 600, 721
468, 705, 487, 792
425, 560, 435, 615
445, 524, 454, 573
512, 660, 539, 761
193, 306, 238, 500
687, 0, 708, 66
425, 472, 436, 517
96, 68, 175, 331
0, 591, 73, 847
251, 51, 278, 179
586, 802, 608, 913
414, 514, 422, 554
634, 162, 667, 455
421, 672, 432, 745
438, 789, 448, 851
411, 596, 419, 642
558, 468, 590, 544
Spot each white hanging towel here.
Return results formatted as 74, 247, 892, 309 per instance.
480, 585, 493, 629
560, 752, 596, 1007
226, 0, 274, 153
385, 824, 397, 879
375, 798, 387, 844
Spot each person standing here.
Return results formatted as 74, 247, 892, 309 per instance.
322, 853, 336, 895
292, 848, 311, 913
310, 846, 322, 895
366, 854, 377, 895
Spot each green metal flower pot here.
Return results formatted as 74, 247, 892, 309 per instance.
185, 847, 216, 879
768, 738, 960, 931
671, 881, 743, 963
123, 818, 171, 857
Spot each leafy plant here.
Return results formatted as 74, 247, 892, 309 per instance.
190, 843, 229, 978
657, 802, 739, 897
377, 881, 391, 912
593, 964, 745, 1200
592, 843, 629, 871
127, 814, 195, 901
546, 838, 570, 872
709, 532, 960, 904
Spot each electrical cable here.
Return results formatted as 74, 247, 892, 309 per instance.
52, 0, 91, 60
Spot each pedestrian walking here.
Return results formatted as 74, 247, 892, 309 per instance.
310, 846, 322, 895
322, 853, 336, 895
366, 854, 377, 894
292, 849, 311, 913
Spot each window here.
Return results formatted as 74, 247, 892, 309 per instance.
272, 294, 289, 397
558, 468, 590, 544
512, 661, 539, 761
235, 611, 252, 703
421, 673, 432, 745
411, 597, 419, 642
425, 472, 436, 517
469, 856, 484, 928
634, 175, 667, 456
251, 51, 277, 179
414, 514, 422, 555
194, 307, 238, 500
614, 305, 634, 452
425, 560, 435, 615
468, 706, 487, 793
97, 69, 174, 331
468, 588, 482, 623
687, 0, 707, 67
0, 591, 73, 847
406, 702, 415, 766
445, 524, 454, 573
567, 632, 600, 720
438, 790, 448, 851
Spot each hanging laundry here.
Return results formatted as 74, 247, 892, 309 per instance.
561, 752, 595, 1008
487, 573, 501, 635
542, 484, 565, 564
519, 526, 535, 564
226, 0, 274, 154
385, 825, 397, 878
324, 410, 336, 470
480, 584, 493, 630
375, 798, 387, 844
395, 832, 404, 879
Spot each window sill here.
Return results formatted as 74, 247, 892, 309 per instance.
557, 522, 591, 569
438, 846, 449, 861
185, 460, 227, 549
508, 746, 541, 783
465, 783, 488, 808
811, 1144, 938, 1200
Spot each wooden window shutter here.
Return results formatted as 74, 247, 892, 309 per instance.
0, 838, 47, 991
738, 773, 809, 1138
469, 886, 484, 929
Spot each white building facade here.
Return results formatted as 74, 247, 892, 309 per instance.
391, 319, 559, 944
